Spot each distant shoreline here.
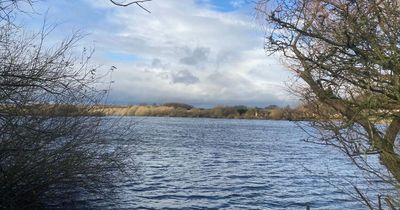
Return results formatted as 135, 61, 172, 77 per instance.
92, 103, 314, 121
3, 102, 316, 121
101, 114, 308, 122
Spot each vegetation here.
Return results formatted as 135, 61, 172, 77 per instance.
0, 1, 137, 209
94, 103, 314, 120
162, 102, 194, 110
4, 0, 397, 208
257, 0, 400, 208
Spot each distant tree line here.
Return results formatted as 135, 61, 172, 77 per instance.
93, 103, 316, 121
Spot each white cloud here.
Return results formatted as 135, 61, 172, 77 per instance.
77, 0, 296, 106
230, 0, 246, 8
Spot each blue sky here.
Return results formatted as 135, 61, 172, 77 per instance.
196, 0, 249, 12
18, 0, 295, 107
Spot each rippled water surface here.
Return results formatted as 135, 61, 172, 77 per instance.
98, 117, 373, 209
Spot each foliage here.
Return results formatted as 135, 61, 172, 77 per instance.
162, 102, 194, 110
95, 104, 312, 120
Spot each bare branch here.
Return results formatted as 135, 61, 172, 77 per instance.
109, 0, 152, 13
257, 0, 400, 208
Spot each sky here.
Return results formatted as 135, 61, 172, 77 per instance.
19, 0, 296, 107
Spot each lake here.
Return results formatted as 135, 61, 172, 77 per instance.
84, 117, 377, 209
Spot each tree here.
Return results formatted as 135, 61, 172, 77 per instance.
0, 1, 135, 208
257, 0, 400, 209
162, 102, 194, 110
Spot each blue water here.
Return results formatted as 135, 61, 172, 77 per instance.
94, 117, 375, 209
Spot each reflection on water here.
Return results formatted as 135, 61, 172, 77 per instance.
80, 117, 378, 209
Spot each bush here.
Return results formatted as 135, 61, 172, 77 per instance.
162, 102, 193, 110
0, 3, 133, 208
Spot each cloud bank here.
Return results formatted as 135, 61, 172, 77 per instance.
25, 0, 297, 107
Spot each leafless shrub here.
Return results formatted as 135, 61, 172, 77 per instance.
0, 1, 136, 209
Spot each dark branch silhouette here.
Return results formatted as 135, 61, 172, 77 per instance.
0, 1, 136, 208
109, 0, 152, 13
257, 0, 400, 209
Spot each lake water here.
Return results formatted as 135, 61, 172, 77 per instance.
90, 117, 377, 209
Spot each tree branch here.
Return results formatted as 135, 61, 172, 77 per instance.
109, 0, 152, 13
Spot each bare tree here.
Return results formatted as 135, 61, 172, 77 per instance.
257, 0, 400, 209
0, 1, 135, 209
